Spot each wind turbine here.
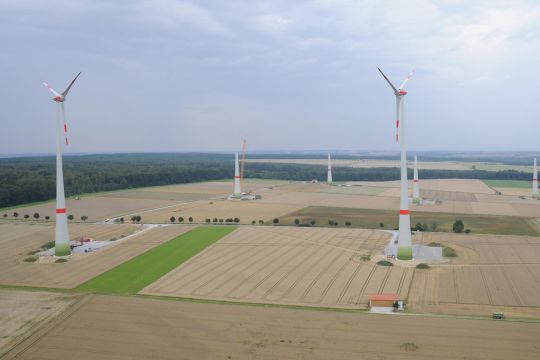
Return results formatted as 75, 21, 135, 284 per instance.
533, 158, 538, 199
327, 153, 333, 184
378, 67, 414, 260
413, 155, 420, 204
233, 152, 242, 197
42, 72, 81, 256
240, 138, 247, 189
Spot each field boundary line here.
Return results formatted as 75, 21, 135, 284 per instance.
2, 294, 91, 360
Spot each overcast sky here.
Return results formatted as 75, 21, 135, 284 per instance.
1, 0, 540, 154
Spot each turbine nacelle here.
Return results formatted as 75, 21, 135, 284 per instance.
53, 95, 64, 102
398, 89, 407, 95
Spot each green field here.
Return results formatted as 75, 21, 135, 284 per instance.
100, 190, 214, 202
482, 180, 531, 188
279, 206, 540, 236
76, 226, 236, 295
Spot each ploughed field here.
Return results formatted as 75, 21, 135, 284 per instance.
142, 226, 413, 308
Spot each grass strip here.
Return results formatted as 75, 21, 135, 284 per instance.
76, 226, 236, 295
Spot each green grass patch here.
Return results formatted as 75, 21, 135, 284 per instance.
482, 180, 531, 189
416, 263, 430, 269
376, 260, 394, 266
279, 206, 540, 236
76, 226, 236, 295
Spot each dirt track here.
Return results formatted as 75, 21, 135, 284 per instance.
142, 226, 411, 308
7, 294, 540, 360
0, 223, 192, 288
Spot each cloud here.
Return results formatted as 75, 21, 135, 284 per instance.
136, 0, 233, 36
253, 14, 293, 34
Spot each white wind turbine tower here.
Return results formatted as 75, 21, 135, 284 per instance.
327, 153, 333, 184
533, 158, 538, 199
42, 72, 81, 257
413, 155, 420, 204
233, 152, 242, 197
378, 67, 414, 260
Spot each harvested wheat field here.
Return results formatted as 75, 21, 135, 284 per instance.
0, 224, 192, 288
4, 196, 179, 222
138, 199, 305, 224
143, 226, 412, 308
409, 232, 540, 318
0, 289, 79, 357
6, 294, 540, 360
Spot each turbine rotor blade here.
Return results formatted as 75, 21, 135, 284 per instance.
399, 69, 415, 90
61, 72, 82, 98
42, 82, 61, 97
377, 67, 398, 94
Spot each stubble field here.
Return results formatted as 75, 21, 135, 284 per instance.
142, 226, 413, 308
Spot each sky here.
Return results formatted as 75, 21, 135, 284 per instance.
1, 0, 540, 154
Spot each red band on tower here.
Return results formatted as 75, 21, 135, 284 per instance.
234, 176, 240, 179
56, 208, 67, 214
399, 209, 410, 215
413, 179, 418, 183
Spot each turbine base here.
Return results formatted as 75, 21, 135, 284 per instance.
397, 246, 413, 260
55, 243, 71, 257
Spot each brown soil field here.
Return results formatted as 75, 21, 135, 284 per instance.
409, 232, 540, 317
0, 224, 192, 288
7, 294, 540, 360
0, 289, 79, 357
142, 226, 412, 308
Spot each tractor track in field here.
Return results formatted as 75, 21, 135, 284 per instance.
299, 249, 346, 303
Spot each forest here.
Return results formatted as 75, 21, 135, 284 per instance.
0, 153, 533, 208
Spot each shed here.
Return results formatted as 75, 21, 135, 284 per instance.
368, 294, 398, 308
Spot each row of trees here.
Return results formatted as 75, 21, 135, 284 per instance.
2, 212, 89, 222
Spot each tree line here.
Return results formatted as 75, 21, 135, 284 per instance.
0, 153, 534, 208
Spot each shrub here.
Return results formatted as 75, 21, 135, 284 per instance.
13, 212, 18, 217
345, 221, 351, 227
258, 220, 264, 225
334, 221, 339, 227
170, 216, 176, 223
67, 214, 74, 220
273, 218, 279, 224
81, 215, 88, 222
110, 237, 118, 241
188, 217, 193, 223
251, 220, 256, 224
465, 229, 471, 234
416, 263, 430, 269
233, 218, 240, 223
219, 219, 224, 223
443, 246, 457, 257
379, 222, 384, 228
310, 220, 316, 226
41, 241, 55, 249
24, 256, 37, 262
328, 220, 334, 226
213, 218, 218, 223
452, 219, 464, 233
2, 213, 6, 218
24, 214, 30, 219
206, 218, 211, 223
431, 223, 438, 231
377, 260, 394, 266
178, 217, 184, 223
400, 342, 419, 351
119, 217, 125, 223
45, 216, 50, 220
294, 219, 300, 225
55, 258, 68, 263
